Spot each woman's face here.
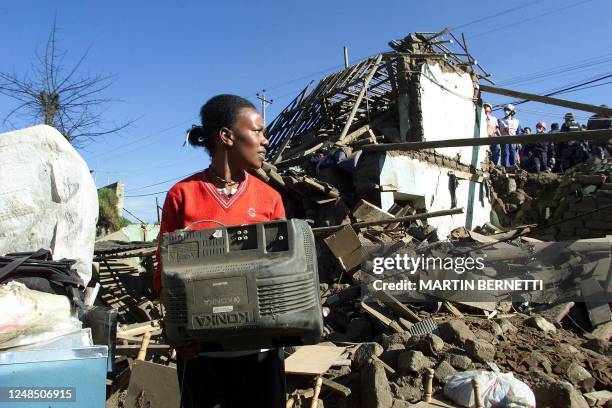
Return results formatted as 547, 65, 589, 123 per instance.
227, 107, 268, 169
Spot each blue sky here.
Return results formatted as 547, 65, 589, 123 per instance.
1, 0, 610, 222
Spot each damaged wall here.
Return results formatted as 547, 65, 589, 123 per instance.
354, 151, 491, 235
381, 154, 490, 234
418, 62, 483, 164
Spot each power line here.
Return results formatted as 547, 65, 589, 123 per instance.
451, 0, 549, 31
124, 190, 169, 198
471, 0, 595, 39
497, 55, 612, 88
493, 72, 612, 110
497, 52, 612, 84
122, 207, 146, 224
563, 80, 612, 92
125, 171, 199, 193
540, 72, 612, 95
89, 117, 196, 160
94, 156, 201, 175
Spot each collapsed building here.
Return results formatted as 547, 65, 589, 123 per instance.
260, 31, 492, 236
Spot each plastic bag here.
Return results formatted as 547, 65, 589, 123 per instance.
444, 369, 536, 408
0, 282, 82, 349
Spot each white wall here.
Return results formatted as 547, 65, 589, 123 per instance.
378, 154, 491, 235
418, 63, 486, 166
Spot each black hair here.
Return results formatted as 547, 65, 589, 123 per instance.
187, 94, 257, 156
551, 122, 560, 130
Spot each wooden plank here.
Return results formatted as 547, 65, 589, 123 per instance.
361, 302, 404, 333
320, 377, 351, 397
117, 330, 163, 343
480, 84, 612, 116
374, 291, 421, 322
373, 356, 395, 375
270, 82, 313, 163
444, 301, 464, 318
285, 345, 346, 375
335, 54, 383, 143
353, 199, 395, 223
331, 359, 352, 367
312, 208, 464, 235
361, 129, 612, 152
275, 151, 317, 169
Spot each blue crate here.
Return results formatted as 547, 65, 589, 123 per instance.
0, 346, 108, 408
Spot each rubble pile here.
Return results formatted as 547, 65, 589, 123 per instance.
281, 228, 611, 408
285, 299, 611, 408
98, 30, 611, 407
489, 158, 612, 240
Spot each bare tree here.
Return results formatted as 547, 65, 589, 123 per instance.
0, 20, 133, 147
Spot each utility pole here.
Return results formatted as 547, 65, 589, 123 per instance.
256, 90, 273, 125
155, 197, 161, 223
343, 46, 349, 68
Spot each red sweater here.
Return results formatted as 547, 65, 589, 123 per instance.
154, 170, 285, 291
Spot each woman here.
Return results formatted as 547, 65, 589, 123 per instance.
155, 94, 286, 408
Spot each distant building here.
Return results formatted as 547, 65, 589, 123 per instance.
99, 181, 125, 217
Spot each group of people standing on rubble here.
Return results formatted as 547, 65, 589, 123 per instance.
484, 102, 611, 173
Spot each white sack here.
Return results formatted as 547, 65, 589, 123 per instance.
444, 369, 536, 408
0, 282, 82, 349
0, 125, 98, 284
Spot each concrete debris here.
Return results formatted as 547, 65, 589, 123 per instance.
583, 390, 612, 407
492, 320, 517, 337
352, 342, 385, 368
525, 316, 558, 333
361, 359, 394, 408
464, 338, 496, 363
437, 320, 476, 347
390, 381, 422, 403
381, 332, 412, 350
581, 338, 609, 355
405, 334, 445, 357
433, 360, 457, 384
532, 380, 590, 408
397, 350, 434, 373
252, 29, 610, 407
446, 353, 474, 371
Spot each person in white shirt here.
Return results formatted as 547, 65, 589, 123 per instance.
498, 104, 523, 167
